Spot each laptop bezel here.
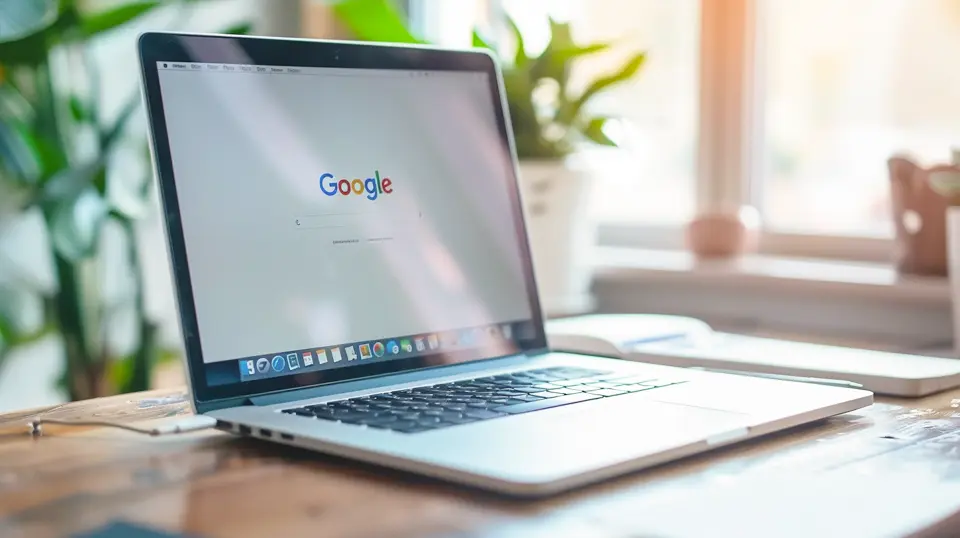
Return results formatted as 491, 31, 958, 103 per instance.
137, 32, 549, 405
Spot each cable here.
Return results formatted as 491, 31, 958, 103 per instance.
23, 415, 219, 437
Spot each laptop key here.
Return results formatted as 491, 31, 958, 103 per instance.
442, 416, 479, 425
494, 393, 602, 414
388, 420, 421, 431
639, 380, 686, 388
589, 388, 627, 397
614, 384, 656, 392
580, 382, 619, 390
531, 391, 565, 398
551, 387, 584, 395
464, 409, 507, 420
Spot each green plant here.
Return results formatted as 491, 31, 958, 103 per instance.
333, 0, 646, 160
930, 151, 960, 206
0, 0, 249, 400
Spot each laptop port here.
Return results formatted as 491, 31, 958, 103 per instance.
280, 433, 294, 441
238, 425, 252, 436
259, 428, 273, 438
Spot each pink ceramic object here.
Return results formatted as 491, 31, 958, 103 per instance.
686, 209, 759, 258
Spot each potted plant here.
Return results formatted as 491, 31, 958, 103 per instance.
0, 0, 248, 401
929, 150, 960, 356
333, 0, 646, 316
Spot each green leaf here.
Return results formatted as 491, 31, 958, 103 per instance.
581, 116, 617, 147
79, 1, 161, 38
547, 17, 576, 52
333, 0, 423, 44
220, 23, 252, 36
530, 43, 610, 86
472, 30, 492, 49
0, 79, 34, 122
0, 284, 32, 336
564, 52, 646, 124
0, 4, 79, 66
50, 187, 108, 261
0, 29, 53, 65
0, 121, 41, 181
33, 135, 69, 181
0, 0, 59, 43
100, 92, 141, 151
40, 159, 103, 205
505, 16, 527, 67
68, 94, 90, 122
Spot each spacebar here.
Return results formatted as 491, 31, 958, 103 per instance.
494, 393, 602, 414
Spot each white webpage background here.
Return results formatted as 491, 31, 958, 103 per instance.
157, 65, 532, 363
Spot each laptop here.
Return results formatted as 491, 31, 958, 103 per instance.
137, 32, 873, 496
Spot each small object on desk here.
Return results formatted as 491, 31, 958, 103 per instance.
547, 314, 960, 397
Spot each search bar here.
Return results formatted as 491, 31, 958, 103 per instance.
294, 211, 423, 230
295, 213, 367, 229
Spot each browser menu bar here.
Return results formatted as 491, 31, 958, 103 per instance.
156, 61, 468, 78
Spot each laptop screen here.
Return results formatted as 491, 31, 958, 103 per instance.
155, 61, 538, 388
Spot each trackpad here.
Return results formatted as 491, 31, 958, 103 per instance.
451, 397, 750, 480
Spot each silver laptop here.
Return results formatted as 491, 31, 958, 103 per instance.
138, 33, 872, 496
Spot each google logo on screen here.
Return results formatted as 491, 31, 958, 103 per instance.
320, 170, 393, 201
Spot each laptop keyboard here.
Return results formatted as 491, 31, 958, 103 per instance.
280, 366, 687, 434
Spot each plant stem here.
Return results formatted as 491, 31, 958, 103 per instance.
33, 60, 67, 161
52, 251, 94, 399
118, 215, 155, 393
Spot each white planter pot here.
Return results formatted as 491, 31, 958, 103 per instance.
516, 160, 596, 317
949, 207, 960, 356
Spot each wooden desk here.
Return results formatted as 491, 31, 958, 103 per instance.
1, 387, 959, 538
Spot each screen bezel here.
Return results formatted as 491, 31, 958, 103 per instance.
137, 33, 548, 404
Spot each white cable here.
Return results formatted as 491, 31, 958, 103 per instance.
26, 415, 218, 436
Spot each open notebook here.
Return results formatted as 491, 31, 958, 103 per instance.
546, 314, 960, 397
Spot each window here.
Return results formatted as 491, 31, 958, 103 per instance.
419, 0, 960, 260
760, 0, 960, 237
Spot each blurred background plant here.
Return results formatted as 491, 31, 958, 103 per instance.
0, 0, 248, 400
334, 0, 646, 160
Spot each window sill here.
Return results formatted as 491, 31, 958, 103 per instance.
591, 247, 953, 347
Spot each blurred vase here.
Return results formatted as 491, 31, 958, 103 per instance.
517, 159, 595, 317
888, 156, 949, 276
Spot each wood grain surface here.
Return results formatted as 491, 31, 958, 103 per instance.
1, 387, 959, 538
